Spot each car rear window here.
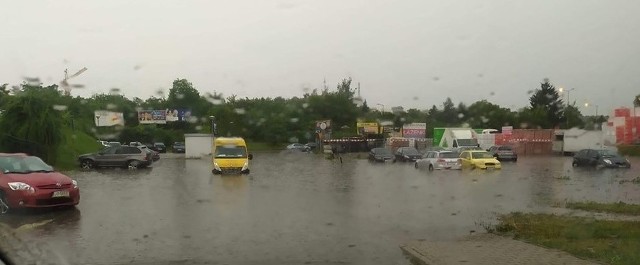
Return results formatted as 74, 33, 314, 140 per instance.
439, 152, 459, 158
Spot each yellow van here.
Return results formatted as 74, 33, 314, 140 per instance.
212, 137, 253, 174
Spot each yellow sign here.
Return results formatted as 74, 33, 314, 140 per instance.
356, 122, 380, 134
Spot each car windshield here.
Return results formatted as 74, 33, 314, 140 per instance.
439, 152, 459, 158
471, 152, 494, 159
597, 150, 619, 157
0, 156, 54, 174
2, 1, 639, 264
215, 145, 247, 158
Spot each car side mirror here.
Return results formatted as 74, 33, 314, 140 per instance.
248, 154, 253, 160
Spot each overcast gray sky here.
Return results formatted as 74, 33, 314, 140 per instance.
2, 0, 639, 115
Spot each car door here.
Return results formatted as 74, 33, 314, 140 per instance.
586, 149, 599, 166
459, 151, 470, 167
94, 146, 118, 167
111, 147, 134, 167
575, 150, 586, 165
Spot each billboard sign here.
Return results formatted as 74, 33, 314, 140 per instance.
138, 110, 167, 124
94, 111, 124, 127
402, 123, 427, 138
164, 109, 192, 122
356, 122, 380, 135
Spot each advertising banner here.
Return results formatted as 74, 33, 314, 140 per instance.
94, 111, 124, 127
138, 110, 166, 124
164, 109, 192, 122
502, 126, 513, 135
356, 122, 380, 135
402, 123, 427, 138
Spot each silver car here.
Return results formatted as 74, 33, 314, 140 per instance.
415, 150, 462, 171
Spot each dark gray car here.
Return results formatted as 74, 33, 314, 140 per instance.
488, 145, 518, 161
572, 149, 630, 168
78, 146, 153, 169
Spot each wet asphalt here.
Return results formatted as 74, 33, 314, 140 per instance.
1, 152, 639, 265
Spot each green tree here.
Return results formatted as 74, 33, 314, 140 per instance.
0, 92, 65, 163
528, 79, 564, 128
634, 94, 640, 107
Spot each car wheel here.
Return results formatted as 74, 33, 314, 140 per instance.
127, 160, 140, 170
80, 159, 94, 169
428, 164, 434, 171
414, 163, 419, 169
0, 191, 10, 215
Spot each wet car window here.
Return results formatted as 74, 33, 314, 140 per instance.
471, 152, 493, 159
0, 156, 52, 173
1, 1, 639, 265
215, 146, 246, 158
439, 152, 459, 158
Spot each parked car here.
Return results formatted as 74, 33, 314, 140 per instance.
97, 140, 109, 147
305, 142, 318, 151
394, 147, 423, 162
108, 142, 122, 147
129, 142, 144, 147
415, 150, 461, 171
368, 147, 395, 163
144, 148, 160, 162
78, 145, 153, 169
572, 149, 630, 168
487, 145, 518, 161
286, 143, 310, 152
172, 142, 185, 153
0, 153, 80, 214
459, 150, 501, 170
150, 142, 167, 153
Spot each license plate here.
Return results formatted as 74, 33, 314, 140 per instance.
52, 190, 70, 198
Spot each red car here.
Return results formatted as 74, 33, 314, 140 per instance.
0, 153, 80, 214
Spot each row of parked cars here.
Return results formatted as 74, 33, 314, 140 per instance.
368, 146, 508, 170
368, 145, 632, 170
98, 141, 186, 153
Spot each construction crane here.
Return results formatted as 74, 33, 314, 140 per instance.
60, 67, 88, 96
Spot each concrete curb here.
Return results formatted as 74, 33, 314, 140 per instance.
400, 233, 601, 265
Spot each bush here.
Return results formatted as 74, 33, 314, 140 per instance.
618, 145, 640, 156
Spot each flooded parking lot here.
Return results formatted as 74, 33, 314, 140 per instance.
2, 153, 639, 265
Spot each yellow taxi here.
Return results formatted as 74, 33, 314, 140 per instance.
459, 150, 501, 170
212, 137, 253, 174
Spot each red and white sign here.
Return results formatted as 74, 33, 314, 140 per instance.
402, 123, 427, 138
502, 126, 513, 135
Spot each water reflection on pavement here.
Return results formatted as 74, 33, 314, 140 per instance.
2, 153, 639, 265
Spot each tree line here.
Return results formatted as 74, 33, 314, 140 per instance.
0, 78, 608, 163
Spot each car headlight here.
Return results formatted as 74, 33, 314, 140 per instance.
8, 182, 35, 193
242, 162, 249, 171
603, 159, 612, 164
213, 162, 221, 171
72, 180, 78, 189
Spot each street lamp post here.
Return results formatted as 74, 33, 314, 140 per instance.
209, 116, 216, 137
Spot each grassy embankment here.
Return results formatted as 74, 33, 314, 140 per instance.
55, 129, 102, 170
492, 201, 640, 265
